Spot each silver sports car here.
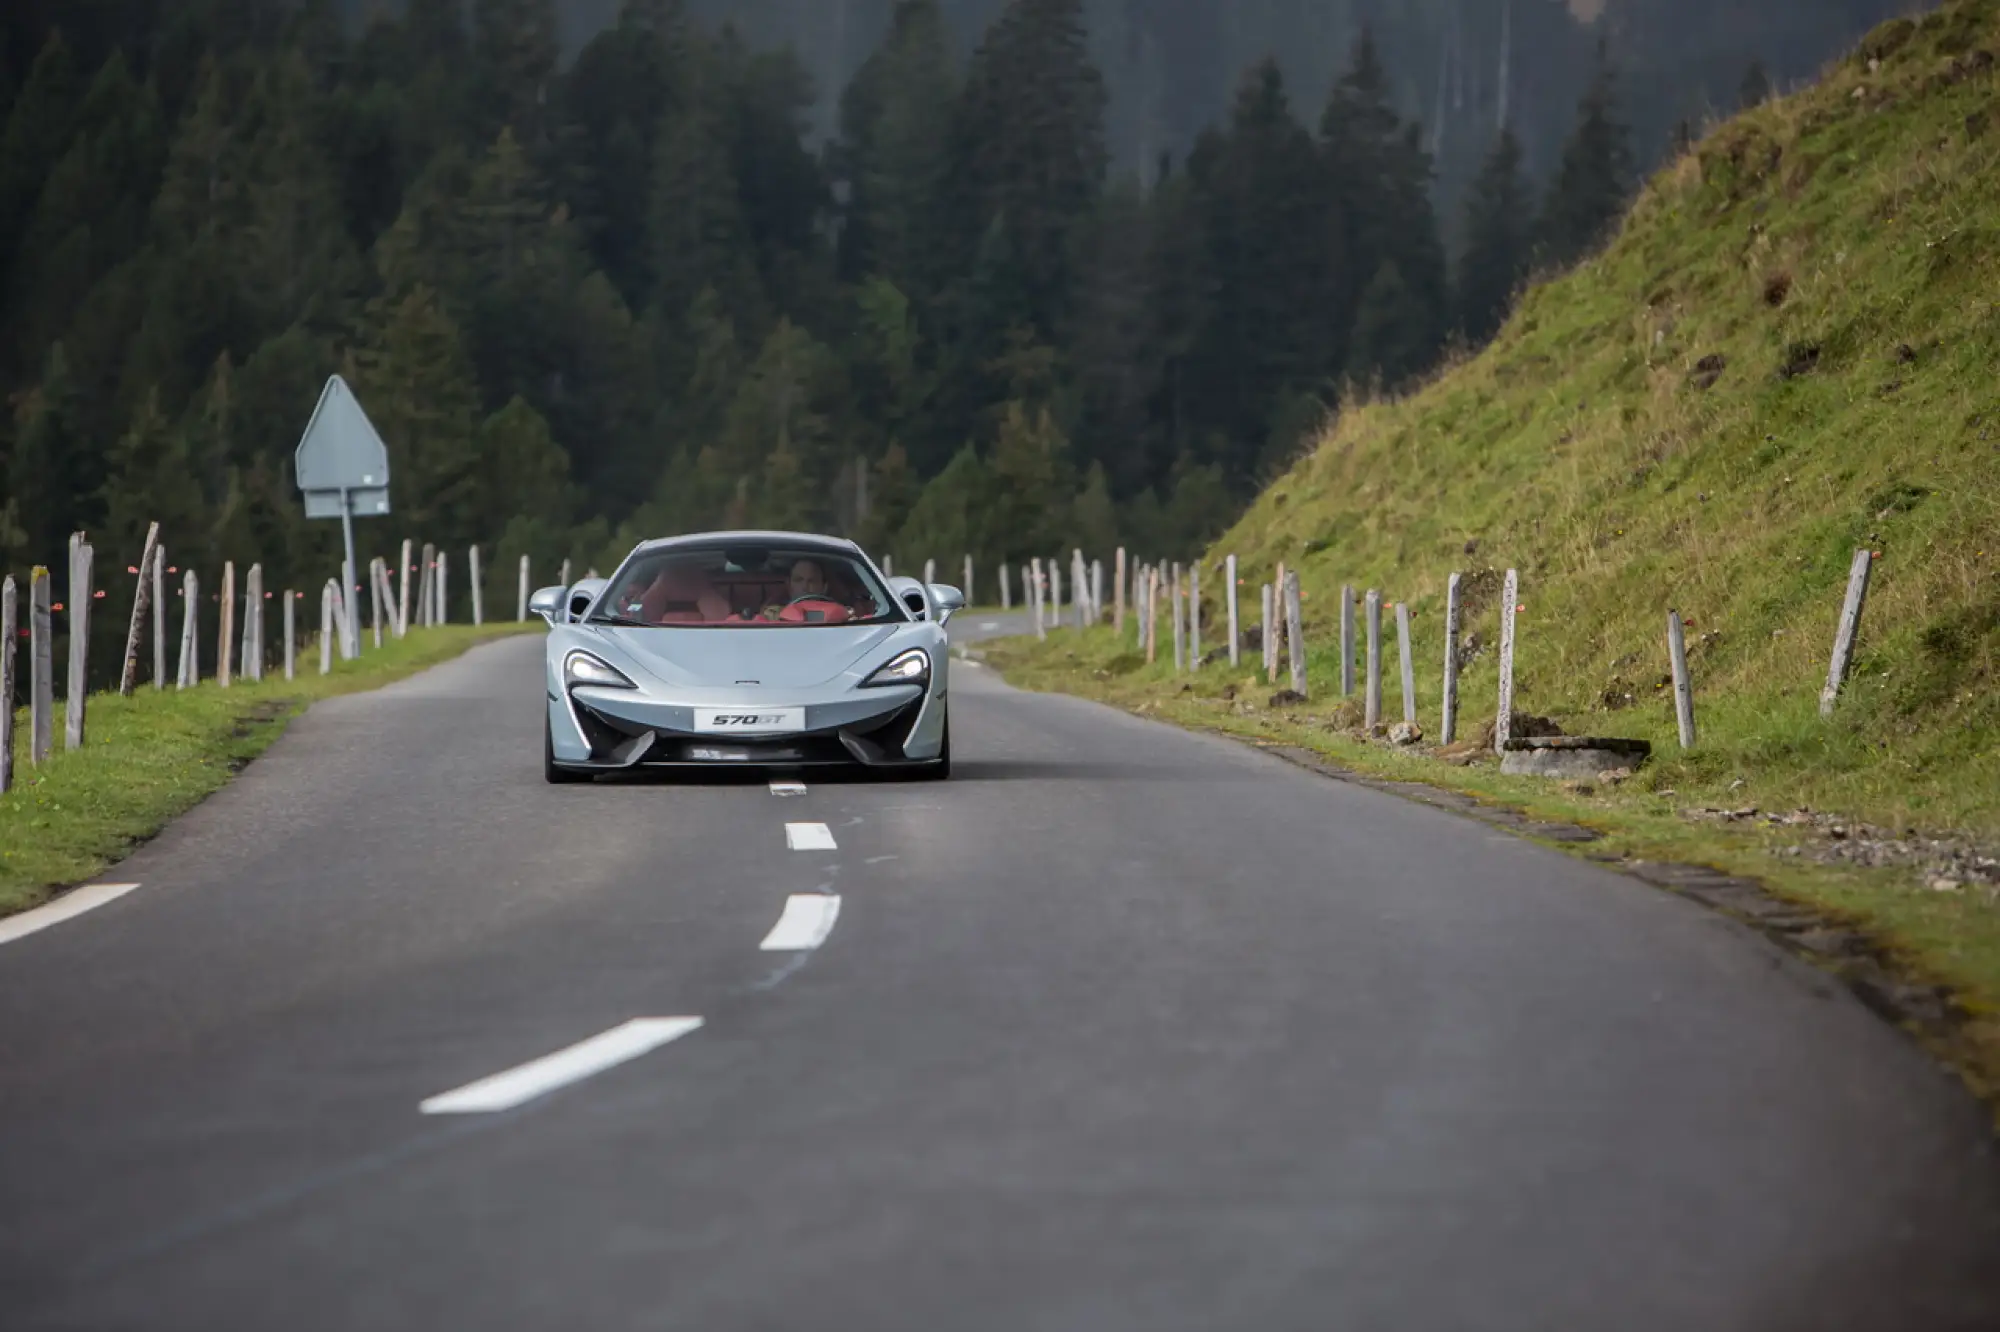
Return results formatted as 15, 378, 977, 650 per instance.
532, 532, 964, 783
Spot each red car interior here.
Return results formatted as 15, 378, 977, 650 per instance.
620, 563, 869, 626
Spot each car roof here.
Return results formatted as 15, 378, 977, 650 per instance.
626, 531, 867, 560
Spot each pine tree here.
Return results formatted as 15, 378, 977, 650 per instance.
835, 0, 956, 300
1182, 61, 1332, 484
478, 396, 577, 534
472, 0, 561, 152
895, 444, 993, 572
1456, 128, 1530, 346
353, 285, 486, 546
6, 342, 85, 563
1539, 40, 1634, 270
648, 38, 761, 366
1318, 29, 1449, 393
3, 51, 165, 382
0, 31, 81, 277
854, 441, 918, 557
1345, 260, 1434, 393
985, 398, 1068, 559
944, 0, 1108, 342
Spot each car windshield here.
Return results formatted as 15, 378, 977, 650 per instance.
589, 543, 902, 628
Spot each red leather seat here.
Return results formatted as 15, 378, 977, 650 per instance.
639, 568, 731, 623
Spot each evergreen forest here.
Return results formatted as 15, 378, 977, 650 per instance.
0, 0, 1892, 606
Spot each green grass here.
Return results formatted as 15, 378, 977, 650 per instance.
983, 3, 2000, 1104
1, 624, 529, 915
1192, 1, 2000, 836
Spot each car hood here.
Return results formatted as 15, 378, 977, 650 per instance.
590, 623, 908, 690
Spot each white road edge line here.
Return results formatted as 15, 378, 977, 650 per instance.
785, 822, 836, 851
760, 894, 842, 951
419, 1017, 704, 1116
0, 883, 141, 947
769, 780, 808, 797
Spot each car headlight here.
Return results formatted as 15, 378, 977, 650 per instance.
861, 648, 930, 688
564, 650, 637, 689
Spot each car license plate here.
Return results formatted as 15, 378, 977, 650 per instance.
693, 707, 805, 735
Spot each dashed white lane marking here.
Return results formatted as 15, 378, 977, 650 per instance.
979, 621, 1000, 630
0, 883, 140, 947
785, 822, 836, 851
759, 894, 842, 951
420, 1018, 704, 1115
769, 780, 807, 797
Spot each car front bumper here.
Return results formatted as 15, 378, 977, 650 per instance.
547, 682, 943, 770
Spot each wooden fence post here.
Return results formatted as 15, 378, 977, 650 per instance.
1397, 601, 1417, 726
121, 521, 160, 696
1261, 583, 1276, 680
1668, 609, 1697, 749
1113, 548, 1126, 631
922, 557, 936, 589
398, 538, 414, 637
1364, 589, 1382, 729
1029, 558, 1044, 640
30, 567, 53, 764
1188, 563, 1202, 667
1225, 555, 1240, 666
320, 581, 335, 674
962, 554, 973, 605
66, 535, 93, 751
246, 563, 264, 682
1820, 549, 1874, 718
340, 558, 357, 658
1284, 570, 1306, 696
217, 560, 235, 688
368, 558, 384, 648
1441, 572, 1462, 744
1092, 559, 1104, 626
418, 543, 436, 628
285, 589, 297, 681
178, 570, 198, 688
151, 544, 167, 689
1049, 561, 1062, 629
0, 574, 15, 793
999, 562, 1011, 611
437, 549, 450, 625
1273, 561, 1287, 678
471, 545, 484, 626
1152, 564, 1168, 660
1495, 568, 1519, 752
1340, 585, 1356, 696
1171, 564, 1186, 672
518, 554, 531, 621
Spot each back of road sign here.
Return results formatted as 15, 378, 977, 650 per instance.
296, 375, 391, 518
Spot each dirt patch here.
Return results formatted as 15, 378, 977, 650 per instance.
1686, 805, 2000, 896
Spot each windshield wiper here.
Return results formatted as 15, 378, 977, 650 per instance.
587, 612, 653, 628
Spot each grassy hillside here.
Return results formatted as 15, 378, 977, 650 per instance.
1207, 0, 2000, 835
981, 1, 2000, 1104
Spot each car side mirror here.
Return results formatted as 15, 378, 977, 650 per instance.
566, 577, 608, 623
928, 583, 966, 624
528, 585, 566, 626
887, 575, 931, 620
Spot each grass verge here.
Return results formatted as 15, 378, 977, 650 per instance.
980, 627, 2000, 1119
1, 624, 529, 916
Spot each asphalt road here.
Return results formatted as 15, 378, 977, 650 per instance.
3, 614, 1998, 1331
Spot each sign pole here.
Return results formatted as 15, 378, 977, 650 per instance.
339, 486, 360, 655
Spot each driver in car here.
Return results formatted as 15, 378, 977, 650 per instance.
759, 558, 835, 620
